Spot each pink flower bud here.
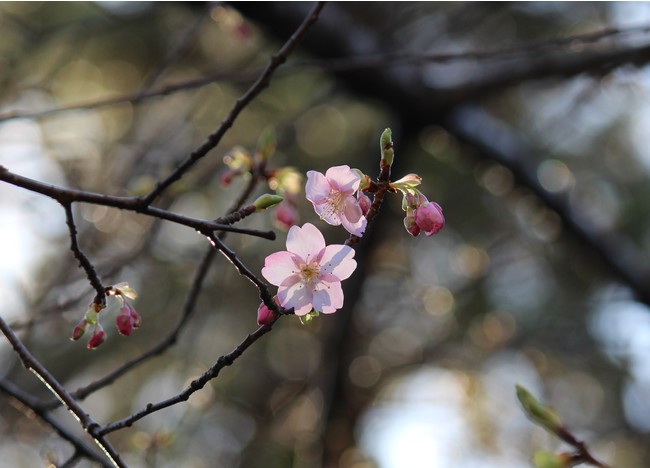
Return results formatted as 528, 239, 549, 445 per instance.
116, 304, 141, 335
414, 201, 444, 236
257, 301, 278, 326
86, 325, 106, 349
116, 311, 133, 336
274, 201, 298, 230
130, 306, 142, 329
357, 191, 371, 216
71, 319, 87, 341
404, 209, 420, 236
219, 169, 237, 187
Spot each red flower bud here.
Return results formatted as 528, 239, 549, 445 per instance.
86, 325, 106, 349
257, 302, 278, 326
71, 319, 87, 341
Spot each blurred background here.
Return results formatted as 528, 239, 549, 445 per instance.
1, 2, 650, 467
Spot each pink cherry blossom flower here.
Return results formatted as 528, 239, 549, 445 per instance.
261, 223, 357, 316
305, 165, 367, 237
414, 200, 445, 236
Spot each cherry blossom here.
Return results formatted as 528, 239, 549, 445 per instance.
261, 223, 357, 316
305, 165, 367, 237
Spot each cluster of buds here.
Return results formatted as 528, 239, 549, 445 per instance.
221, 128, 304, 231
391, 174, 445, 237
71, 283, 140, 349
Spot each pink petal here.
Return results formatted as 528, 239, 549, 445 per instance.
305, 171, 331, 203
325, 165, 359, 194
286, 223, 326, 262
262, 251, 300, 286
341, 211, 367, 237
312, 281, 344, 314
343, 195, 363, 223
319, 245, 356, 280
278, 279, 313, 316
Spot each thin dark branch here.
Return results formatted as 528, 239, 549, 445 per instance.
141, 1, 326, 205
98, 320, 276, 436
0, 378, 109, 468
204, 231, 276, 307
0, 165, 275, 240
0, 316, 124, 467
62, 202, 106, 305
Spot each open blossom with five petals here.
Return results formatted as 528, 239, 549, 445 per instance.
306, 165, 367, 237
261, 223, 357, 316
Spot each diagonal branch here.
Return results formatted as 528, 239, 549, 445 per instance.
141, 1, 326, 205
0, 315, 125, 467
0, 377, 111, 468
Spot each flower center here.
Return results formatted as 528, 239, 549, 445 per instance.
299, 261, 320, 284
322, 191, 344, 218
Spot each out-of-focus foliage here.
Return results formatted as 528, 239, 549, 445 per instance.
1, 2, 650, 467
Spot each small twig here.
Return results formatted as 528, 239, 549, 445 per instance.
204, 231, 276, 307
142, 1, 326, 205
0, 316, 124, 467
62, 202, 106, 305
555, 426, 610, 468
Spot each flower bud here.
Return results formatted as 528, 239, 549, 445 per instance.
274, 201, 298, 230
533, 451, 572, 468
129, 306, 142, 329
86, 325, 106, 349
257, 302, 278, 326
253, 194, 284, 212
256, 127, 276, 162
116, 313, 133, 336
71, 319, 88, 341
404, 209, 420, 236
357, 191, 372, 216
516, 385, 563, 435
414, 201, 444, 236
380, 128, 394, 166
